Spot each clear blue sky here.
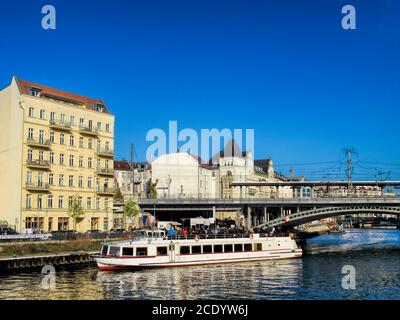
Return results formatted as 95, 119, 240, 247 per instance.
1, 0, 400, 180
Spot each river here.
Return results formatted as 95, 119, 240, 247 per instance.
0, 229, 399, 300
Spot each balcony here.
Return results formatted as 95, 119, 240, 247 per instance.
49, 119, 72, 131
79, 125, 99, 136
26, 159, 50, 170
96, 167, 114, 176
96, 187, 117, 196
25, 182, 50, 192
96, 148, 114, 157
26, 137, 51, 149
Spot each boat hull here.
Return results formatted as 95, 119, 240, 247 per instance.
93, 249, 302, 270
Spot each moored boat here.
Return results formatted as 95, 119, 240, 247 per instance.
92, 229, 302, 270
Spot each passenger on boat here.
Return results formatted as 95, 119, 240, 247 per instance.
168, 227, 175, 237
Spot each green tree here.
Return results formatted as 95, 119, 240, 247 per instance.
123, 199, 141, 229
151, 179, 158, 199
67, 195, 85, 232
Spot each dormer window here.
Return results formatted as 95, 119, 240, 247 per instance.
29, 87, 41, 97
94, 104, 104, 113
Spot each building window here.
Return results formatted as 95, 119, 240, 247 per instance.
48, 173, 54, 185
69, 175, 74, 187
49, 132, 55, 143
27, 149, 33, 161
68, 196, 73, 208
91, 218, 99, 230
60, 114, 65, 123
40, 109, 45, 120
29, 88, 40, 97
26, 194, 32, 209
88, 177, 92, 189
49, 152, 54, 164
38, 173, 43, 187
96, 197, 100, 210
97, 122, 102, 131
70, 116, 75, 126
59, 174, 64, 187
70, 135, 74, 146
58, 196, 63, 209
79, 156, 83, 168
79, 118, 84, 127
28, 107, 35, 118
48, 195, 53, 209
60, 134, 65, 145
88, 157, 92, 169
88, 139, 93, 149
78, 176, 83, 188
50, 112, 55, 122
58, 217, 68, 231
87, 197, 92, 209
59, 153, 64, 165
39, 130, 45, 144
95, 104, 104, 113
79, 137, 84, 148
69, 155, 74, 167
28, 128, 33, 140
106, 124, 110, 132
37, 195, 43, 210
39, 151, 44, 162
26, 171, 32, 184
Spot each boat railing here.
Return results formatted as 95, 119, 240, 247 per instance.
164, 232, 289, 241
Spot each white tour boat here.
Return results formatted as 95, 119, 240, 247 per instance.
93, 229, 302, 270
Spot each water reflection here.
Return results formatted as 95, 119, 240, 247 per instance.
0, 229, 399, 300
95, 260, 303, 300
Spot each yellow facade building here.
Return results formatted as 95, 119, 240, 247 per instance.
0, 77, 115, 232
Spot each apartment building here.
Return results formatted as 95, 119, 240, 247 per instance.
114, 160, 151, 201
0, 77, 115, 232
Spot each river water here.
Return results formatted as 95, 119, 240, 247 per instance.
0, 229, 399, 300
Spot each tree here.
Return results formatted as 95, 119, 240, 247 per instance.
123, 199, 141, 229
67, 195, 85, 232
151, 179, 159, 199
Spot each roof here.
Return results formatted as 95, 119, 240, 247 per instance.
210, 139, 248, 164
16, 78, 111, 114
114, 160, 132, 171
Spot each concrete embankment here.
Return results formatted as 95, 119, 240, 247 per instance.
0, 239, 102, 272
0, 251, 97, 272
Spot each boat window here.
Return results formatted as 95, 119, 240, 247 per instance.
203, 245, 212, 253
214, 245, 223, 253
157, 247, 168, 256
109, 246, 120, 256
234, 244, 243, 252
101, 245, 108, 255
244, 244, 252, 252
255, 243, 262, 251
224, 244, 233, 253
191, 245, 201, 254
136, 247, 148, 256
180, 246, 190, 255
122, 247, 134, 256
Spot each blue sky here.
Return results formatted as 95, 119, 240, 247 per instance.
1, 0, 400, 180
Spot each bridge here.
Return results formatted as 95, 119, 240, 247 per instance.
138, 180, 400, 229
138, 196, 400, 230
